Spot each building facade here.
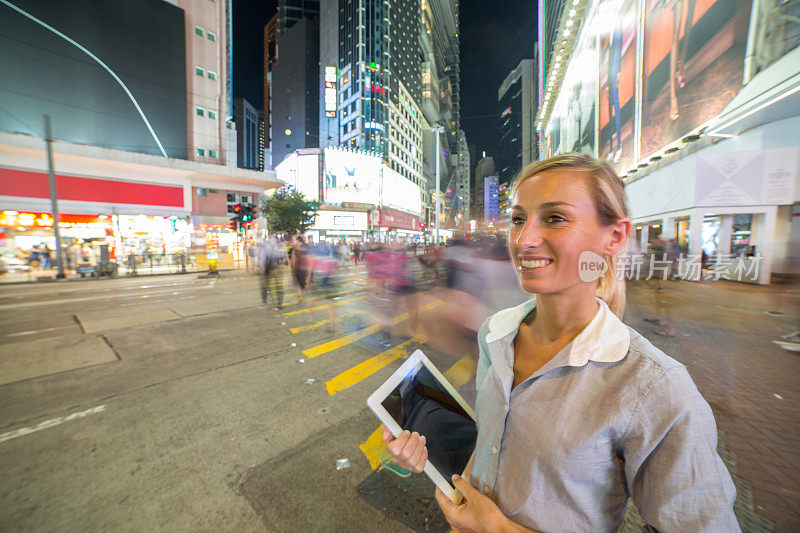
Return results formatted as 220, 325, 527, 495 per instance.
233, 98, 259, 170
498, 57, 537, 184
270, 16, 320, 168
166, 0, 236, 166
538, 0, 800, 283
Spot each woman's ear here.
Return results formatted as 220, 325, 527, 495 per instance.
604, 218, 631, 256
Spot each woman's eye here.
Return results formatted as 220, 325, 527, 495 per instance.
511, 216, 525, 226
545, 214, 566, 224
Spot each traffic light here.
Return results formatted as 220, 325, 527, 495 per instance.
241, 203, 256, 223
230, 203, 243, 228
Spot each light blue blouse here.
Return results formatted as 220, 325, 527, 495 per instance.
471, 298, 739, 532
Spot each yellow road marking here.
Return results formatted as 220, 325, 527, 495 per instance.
442, 355, 476, 389
282, 294, 368, 316
301, 300, 442, 358
325, 338, 420, 395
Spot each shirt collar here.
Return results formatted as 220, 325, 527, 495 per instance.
484, 297, 630, 368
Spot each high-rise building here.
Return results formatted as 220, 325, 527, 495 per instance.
233, 98, 258, 170
419, 0, 468, 224
279, 0, 320, 33
270, 16, 320, 168
318, 0, 339, 150
166, 0, 236, 165
473, 155, 495, 228
262, 13, 279, 169
257, 109, 266, 171
483, 176, 499, 226
498, 56, 538, 184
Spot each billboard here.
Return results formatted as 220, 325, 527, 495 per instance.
324, 66, 337, 118
640, 0, 752, 159
598, 0, 637, 172
381, 167, 422, 215
323, 148, 381, 205
274, 151, 321, 201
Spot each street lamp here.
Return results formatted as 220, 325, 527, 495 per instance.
431, 124, 444, 245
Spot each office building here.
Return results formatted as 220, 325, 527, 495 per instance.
498, 57, 538, 184
262, 13, 279, 169
483, 176, 499, 226
233, 98, 259, 170
166, 0, 236, 165
279, 0, 320, 33
271, 16, 320, 168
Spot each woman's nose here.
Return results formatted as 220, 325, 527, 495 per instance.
516, 221, 544, 248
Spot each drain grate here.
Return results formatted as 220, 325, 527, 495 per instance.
358, 468, 450, 532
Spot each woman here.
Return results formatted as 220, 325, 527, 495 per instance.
382, 154, 738, 532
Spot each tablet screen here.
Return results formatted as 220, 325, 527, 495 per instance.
381, 361, 477, 480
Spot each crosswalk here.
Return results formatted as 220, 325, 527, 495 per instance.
271, 262, 476, 474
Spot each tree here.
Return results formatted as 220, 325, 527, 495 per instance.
260, 186, 321, 236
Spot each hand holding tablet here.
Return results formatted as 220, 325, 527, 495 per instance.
367, 350, 477, 502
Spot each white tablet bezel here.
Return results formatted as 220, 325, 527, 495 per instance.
366, 349, 477, 503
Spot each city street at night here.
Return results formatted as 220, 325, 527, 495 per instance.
0, 266, 797, 531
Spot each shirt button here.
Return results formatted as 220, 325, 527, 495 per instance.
491, 446, 498, 454
483, 486, 490, 495
503, 404, 509, 412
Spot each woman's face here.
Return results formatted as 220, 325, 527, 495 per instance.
508, 169, 621, 296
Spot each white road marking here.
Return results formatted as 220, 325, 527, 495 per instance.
5, 325, 73, 337
0, 405, 106, 444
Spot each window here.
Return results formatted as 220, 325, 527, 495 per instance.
207, 31, 216, 42
209, 150, 217, 158
196, 107, 205, 117
208, 71, 217, 81
208, 110, 217, 119
197, 148, 205, 157
194, 26, 204, 37
195, 66, 205, 76
227, 193, 235, 202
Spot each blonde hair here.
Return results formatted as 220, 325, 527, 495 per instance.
512, 153, 630, 317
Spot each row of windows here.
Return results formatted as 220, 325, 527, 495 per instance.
197, 148, 217, 158
195, 107, 217, 119
194, 67, 218, 81
193, 26, 217, 42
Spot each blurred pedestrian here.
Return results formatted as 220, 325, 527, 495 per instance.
259, 239, 284, 309
311, 241, 340, 331
290, 236, 314, 320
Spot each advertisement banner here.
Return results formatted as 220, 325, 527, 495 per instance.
598, 0, 637, 172
381, 167, 422, 215
641, 0, 752, 159
695, 147, 799, 207
323, 148, 381, 205
379, 208, 420, 231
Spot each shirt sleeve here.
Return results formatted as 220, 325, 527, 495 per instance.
621, 366, 740, 532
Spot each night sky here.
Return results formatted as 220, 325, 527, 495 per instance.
232, 0, 537, 165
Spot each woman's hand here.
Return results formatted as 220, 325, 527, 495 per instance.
435, 474, 535, 533
381, 425, 428, 473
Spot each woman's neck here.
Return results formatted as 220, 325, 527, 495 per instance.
530, 287, 600, 344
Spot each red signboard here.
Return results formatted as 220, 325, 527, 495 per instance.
379, 207, 419, 231
0, 168, 184, 207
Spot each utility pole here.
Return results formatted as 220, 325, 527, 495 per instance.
432, 125, 444, 245
44, 115, 65, 279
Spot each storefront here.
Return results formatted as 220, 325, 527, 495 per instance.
368, 207, 423, 243
311, 209, 369, 243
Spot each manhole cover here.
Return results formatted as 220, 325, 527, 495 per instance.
358, 468, 449, 532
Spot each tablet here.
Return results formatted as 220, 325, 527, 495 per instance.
366, 349, 477, 503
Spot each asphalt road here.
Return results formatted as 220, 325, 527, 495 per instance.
0, 265, 456, 532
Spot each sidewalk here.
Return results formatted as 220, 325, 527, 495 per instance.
0, 262, 253, 284
625, 277, 800, 531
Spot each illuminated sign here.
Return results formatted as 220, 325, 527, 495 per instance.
325, 66, 337, 117
323, 148, 381, 205
0, 211, 112, 229
500, 106, 512, 118
381, 166, 422, 215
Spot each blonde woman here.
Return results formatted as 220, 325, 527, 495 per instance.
382, 153, 738, 532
